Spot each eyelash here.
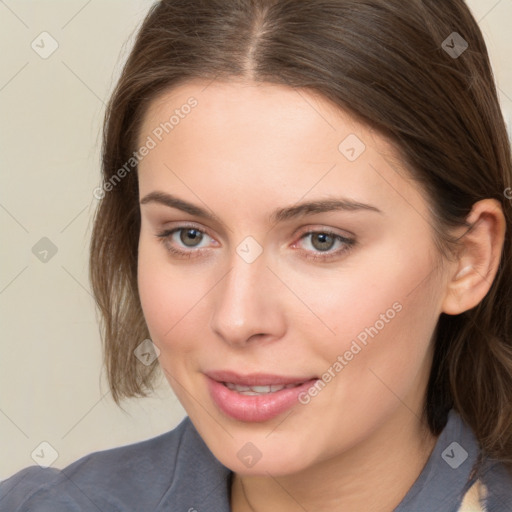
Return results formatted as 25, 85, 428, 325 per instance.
155, 226, 356, 262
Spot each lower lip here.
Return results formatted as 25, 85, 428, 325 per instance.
206, 376, 318, 422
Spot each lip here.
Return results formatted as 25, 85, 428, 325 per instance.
206, 370, 315, 386
205, 370, 318, 422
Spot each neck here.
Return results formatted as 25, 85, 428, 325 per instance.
231, 410, 438, 512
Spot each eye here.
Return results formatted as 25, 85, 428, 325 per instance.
177, 228, 205, 247
295, 230, 355, 261
156, 226, 216, 258
308, 232, 337, 251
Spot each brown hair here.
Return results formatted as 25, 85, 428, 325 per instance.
89, 0, 512, 466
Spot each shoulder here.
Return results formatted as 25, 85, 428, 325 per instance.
0, 416, 230, 511
446, 411, 512, 512
477, 457, 512, 512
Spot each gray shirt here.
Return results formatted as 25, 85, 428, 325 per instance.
1, 410, 511, 511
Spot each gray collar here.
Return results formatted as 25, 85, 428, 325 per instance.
395, 409, 480, 511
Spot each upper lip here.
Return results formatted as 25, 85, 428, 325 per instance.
205, 370, 317, 386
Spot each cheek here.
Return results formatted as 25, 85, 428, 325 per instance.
295, 240, 439, 369
284, 238, 439, 354
296, 244, 441, 431
137, 232, 207, 356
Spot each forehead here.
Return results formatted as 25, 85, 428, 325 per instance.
137, 80, 429, 223
140, 79, 365, 153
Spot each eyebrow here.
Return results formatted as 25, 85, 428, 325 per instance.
270, 197, 382, 223
139, 191, 382, 224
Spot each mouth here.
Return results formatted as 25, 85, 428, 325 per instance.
223, 382, 303, 395
205, 370, 318, 422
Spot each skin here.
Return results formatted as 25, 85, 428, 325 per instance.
136, 80, 505, 511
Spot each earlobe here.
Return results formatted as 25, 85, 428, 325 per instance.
441, 199, 506, 316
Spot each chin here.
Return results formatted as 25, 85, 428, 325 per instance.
198, 421, 324, 476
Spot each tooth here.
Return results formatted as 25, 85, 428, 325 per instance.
250, 385, 272, 393
224, 382, 303, 394
225, 383, 251, 391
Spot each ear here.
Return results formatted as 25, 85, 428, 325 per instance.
441, 199, 506, 316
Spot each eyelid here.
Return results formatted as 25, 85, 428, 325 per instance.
293, 223, 355, 239
157, 221, 217, 241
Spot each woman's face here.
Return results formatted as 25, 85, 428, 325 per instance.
137, 80, 452, 475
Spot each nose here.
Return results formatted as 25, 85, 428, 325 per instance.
209, 254, 287, 348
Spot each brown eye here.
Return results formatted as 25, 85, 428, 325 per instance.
310, 233, 336, 251
295, 230, 356, 262
179, 228, 204, 247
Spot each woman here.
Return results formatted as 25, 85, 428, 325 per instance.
2, 0, 512, 510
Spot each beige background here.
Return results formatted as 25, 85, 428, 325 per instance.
1, 0, 511, 479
